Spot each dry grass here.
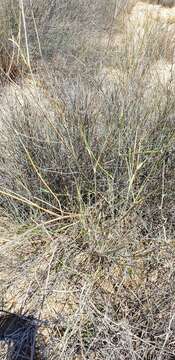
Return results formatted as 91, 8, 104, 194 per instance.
0, 213, 175, 359
0, 1, 175, 359
0, 0, 26, 83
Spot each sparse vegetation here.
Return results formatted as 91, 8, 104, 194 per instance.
0, 1, 175, 359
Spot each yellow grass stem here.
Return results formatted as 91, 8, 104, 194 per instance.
0, 189, 80, 220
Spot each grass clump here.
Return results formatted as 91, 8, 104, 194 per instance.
0, 0, 25, 82
0, 1, 175, 359
0, 69, 174, 227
